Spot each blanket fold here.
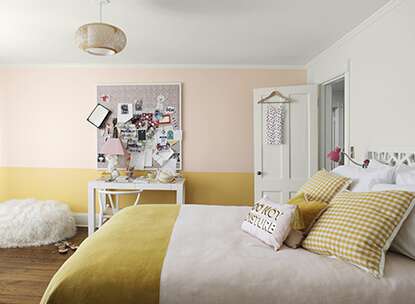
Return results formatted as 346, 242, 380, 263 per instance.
41, 204, 180, 304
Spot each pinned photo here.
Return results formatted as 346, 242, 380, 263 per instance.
117, 103, 133, 123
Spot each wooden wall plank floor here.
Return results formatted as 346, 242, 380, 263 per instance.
0, 228, 87, 304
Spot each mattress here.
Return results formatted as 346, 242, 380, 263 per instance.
43, 204, 415, 304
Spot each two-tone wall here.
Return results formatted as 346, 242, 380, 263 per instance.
0, 67, 306, 212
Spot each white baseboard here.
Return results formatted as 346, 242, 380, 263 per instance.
72, 213, 96, 227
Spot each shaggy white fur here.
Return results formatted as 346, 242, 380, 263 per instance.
0, 199, 76, 248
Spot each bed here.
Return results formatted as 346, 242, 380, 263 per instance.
41, 203, 415, 304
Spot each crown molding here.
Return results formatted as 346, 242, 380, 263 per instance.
306, 0, 403, 67
0, 63, 305, 70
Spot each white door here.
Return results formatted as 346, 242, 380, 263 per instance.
254, 85, 318, 202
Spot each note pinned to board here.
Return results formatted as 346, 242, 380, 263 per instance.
144, 148, 153, 167
153, 148, 174, 166
117, 103, 133, 123
161, 157, 177, 174
130, 151, 145, 170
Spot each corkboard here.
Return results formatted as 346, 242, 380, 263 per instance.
96, 83, 182, 170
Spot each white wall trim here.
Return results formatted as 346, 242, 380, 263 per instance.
306, 0, 402, 67
73, 212, 95, 227
0, 63, 306, 70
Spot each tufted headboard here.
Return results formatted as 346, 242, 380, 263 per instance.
367, 148, 415, 166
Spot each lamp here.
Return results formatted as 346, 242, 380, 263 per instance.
100, 138, 126, 180
75, 0, 127, 56
327, 147, 370, 168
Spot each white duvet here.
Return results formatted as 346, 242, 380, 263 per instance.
160, 205, 415, 304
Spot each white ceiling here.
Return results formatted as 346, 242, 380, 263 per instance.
0, 0, 390, 66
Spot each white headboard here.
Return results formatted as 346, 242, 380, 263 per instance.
367, 147, 415, 166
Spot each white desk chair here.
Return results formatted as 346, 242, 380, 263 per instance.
97, 189, 142, 227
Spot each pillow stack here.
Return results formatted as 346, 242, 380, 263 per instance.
302, 190, 415, 278
333, 163, 415, 262
332, 162, 395, 192
372, 184, 415, 260
395, 165, 415, 185
284, 193, 327, 248
243, 170, 351, 250
283, 170, 351, 248
297, 169, 352, 203
243, 167, 415, 278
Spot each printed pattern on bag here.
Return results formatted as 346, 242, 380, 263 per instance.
265, 105, 284, 145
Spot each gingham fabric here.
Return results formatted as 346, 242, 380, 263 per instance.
302, 191, 415, 278
298, 170, 352, 204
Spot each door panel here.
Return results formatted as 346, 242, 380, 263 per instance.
289, 93, 309, 180
262, 191, 283, 203
254, 85, 318, 202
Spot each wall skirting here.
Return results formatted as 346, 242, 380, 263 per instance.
73, 213, 91, 227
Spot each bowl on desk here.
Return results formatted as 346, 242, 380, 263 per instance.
157, 170, 176, 183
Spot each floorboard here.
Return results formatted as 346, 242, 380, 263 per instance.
0, 228, 88, 304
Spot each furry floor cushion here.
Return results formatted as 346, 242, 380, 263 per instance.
0, 199, 76, 248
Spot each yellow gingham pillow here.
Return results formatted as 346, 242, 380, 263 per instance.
298, 170, 351, 204
302, 191, 415, 278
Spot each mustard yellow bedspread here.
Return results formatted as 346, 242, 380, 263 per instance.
41, 204, 180, 304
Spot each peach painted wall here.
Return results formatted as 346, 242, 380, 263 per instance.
0, 72, 8, 167
1, 67, 306, 172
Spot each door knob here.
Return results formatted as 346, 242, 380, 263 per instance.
257, 171, 262, 176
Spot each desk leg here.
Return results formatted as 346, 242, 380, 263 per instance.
88, 185, 96, 236
177, 184, 185, 205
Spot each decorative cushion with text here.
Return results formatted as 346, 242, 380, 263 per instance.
241, 197, 296, 251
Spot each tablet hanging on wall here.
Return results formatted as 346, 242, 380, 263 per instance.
87, 104, 112, 128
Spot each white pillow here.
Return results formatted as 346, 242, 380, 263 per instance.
372, 183, 415, 260
395, 165, 415, 185
241, 196, 296, 251
332, 163, 395, 192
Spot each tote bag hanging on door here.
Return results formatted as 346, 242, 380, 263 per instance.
264, 104, 285, 145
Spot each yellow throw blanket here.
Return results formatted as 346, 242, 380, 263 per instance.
41, 204, 180, 304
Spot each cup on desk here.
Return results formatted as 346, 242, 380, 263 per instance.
157, 170, 176, 183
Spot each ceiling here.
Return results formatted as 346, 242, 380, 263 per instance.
0, 0, 390, 66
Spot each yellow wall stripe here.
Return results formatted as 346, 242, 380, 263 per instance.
0, 167, 254, 212
0, 168, 8, 201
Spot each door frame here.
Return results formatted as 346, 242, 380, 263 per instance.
318, 64, 351, 165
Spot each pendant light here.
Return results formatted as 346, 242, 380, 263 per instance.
75, 0, 127, 56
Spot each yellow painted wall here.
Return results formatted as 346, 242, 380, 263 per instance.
3, 167, 253, 212
0, 168, 8, 201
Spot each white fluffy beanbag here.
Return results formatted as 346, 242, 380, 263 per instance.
0, 199, 76, 248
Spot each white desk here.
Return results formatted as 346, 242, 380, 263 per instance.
88, 178, 185, 236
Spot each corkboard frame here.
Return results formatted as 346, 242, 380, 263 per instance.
95, 82, 183, 171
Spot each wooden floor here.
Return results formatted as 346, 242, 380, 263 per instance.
0, 228, 88, 304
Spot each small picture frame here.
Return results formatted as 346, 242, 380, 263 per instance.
87, 104, 112, 128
